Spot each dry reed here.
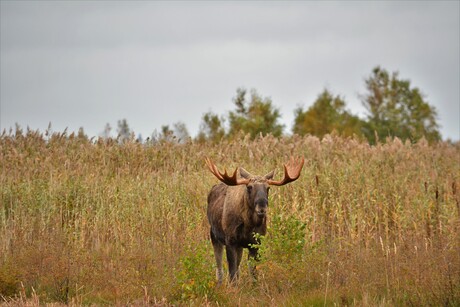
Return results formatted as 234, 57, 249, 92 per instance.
1, 129, 459, 305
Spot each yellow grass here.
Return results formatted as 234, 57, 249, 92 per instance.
1, 129, 459, 305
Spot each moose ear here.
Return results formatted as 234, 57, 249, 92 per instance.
239, 167, 253, 179
264, 170, 275, 180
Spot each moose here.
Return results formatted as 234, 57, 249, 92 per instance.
205, 156, 304, 284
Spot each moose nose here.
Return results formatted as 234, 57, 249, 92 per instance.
255, 199, 267, 216
256, 207, 267, 216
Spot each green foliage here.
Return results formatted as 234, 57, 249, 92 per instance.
174, 241, 217, 302
197, 88, 285, 141
293, 89, 364, 138
102, 66, 445, 146
197, 111, 226, 143
228, 88, 284, 139
253, 214, 307, 268
362, 66, 441, 143
195, 66, 443, 144
150, 121, 190, 144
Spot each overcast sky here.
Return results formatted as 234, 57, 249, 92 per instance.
1, 1, 459, 140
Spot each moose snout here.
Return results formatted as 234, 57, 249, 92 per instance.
256, 207, 267, 216
255, 199, 268, 216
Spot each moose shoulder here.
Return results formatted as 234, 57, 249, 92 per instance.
205, 157, 304, 284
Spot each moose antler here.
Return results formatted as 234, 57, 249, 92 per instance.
205, 157, 250, 186
267, 156, 304, 186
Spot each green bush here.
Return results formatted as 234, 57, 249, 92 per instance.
174, 240, 217, 302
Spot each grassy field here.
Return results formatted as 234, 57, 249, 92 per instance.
0, 130, 459, 306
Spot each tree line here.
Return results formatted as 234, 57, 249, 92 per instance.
107, 66, 442, 144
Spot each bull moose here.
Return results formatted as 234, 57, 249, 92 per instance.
205, 156, 304, 284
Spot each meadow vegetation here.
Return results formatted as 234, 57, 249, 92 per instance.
0, 128, 459, 305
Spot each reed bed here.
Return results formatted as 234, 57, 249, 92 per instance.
1, 130, 459, 305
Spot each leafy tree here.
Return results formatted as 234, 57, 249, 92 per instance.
196, 111, 226, 143
292, 89, 363, 138
151, 122, 189, 144
117, 119, 132, 143
361, 66, 441, 143
77, 127, 88, 140
228, 88, 284, 139
172, 121, 190, 144
157, 125, 174, 143
101, 123, 112, 140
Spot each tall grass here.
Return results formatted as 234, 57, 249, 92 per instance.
1, 129, 459, 305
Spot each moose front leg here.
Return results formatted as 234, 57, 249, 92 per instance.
226, 245, 242, 283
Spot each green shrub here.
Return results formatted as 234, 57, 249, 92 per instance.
174, 240, 217, 302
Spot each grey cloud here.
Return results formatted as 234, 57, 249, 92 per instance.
1, 1, 458, 140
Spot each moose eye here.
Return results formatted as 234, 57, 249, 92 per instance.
246, 185, 253, 193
